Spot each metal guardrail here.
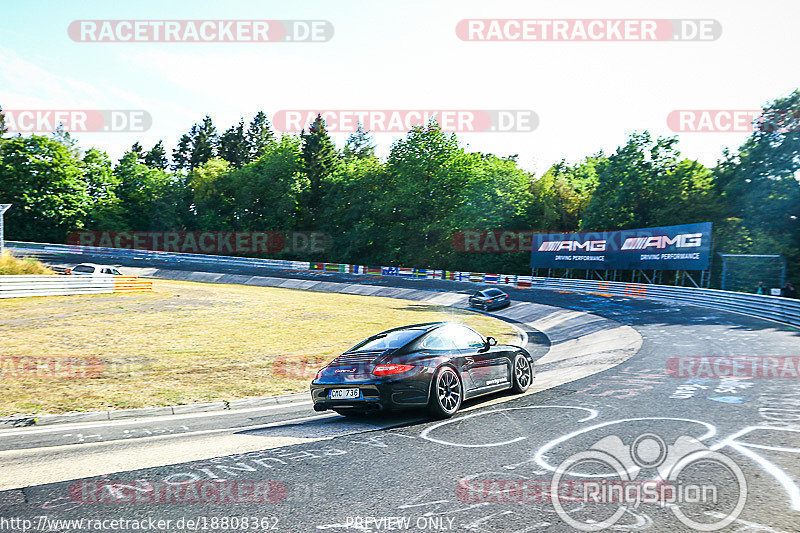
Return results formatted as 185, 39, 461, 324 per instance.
529, 277, 800, 327
0, 274, 152, 299
6, 241, 311, 273
6, 241, 799, 327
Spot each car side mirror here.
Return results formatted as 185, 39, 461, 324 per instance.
483, 337, 497, 350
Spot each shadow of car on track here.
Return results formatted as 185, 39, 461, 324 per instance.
233, 386, 550, 441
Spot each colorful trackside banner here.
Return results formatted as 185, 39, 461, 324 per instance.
530, 222, 712, 271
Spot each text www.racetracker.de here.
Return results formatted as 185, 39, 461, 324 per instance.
0, 515, 281, 532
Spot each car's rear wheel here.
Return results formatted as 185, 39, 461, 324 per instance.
428, 366, 462, 418
511, 354, 533, 393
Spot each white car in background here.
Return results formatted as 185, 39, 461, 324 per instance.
64, 263, 122, 276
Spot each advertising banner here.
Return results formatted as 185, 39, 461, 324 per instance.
530, 223, 712, 271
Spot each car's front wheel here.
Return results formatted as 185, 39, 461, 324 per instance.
511, 354, 533, 393
428, 366, 462, 418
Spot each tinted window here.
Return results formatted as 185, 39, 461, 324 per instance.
73, 265, 94, 273
349, 329, 423, 352
448, 325, 485, 350
420, 329, 458, 351
106, 268, 122, 275
473, 291, 483, 297
485, 289, 505, 296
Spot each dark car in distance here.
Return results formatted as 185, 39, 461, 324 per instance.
310, 322, 534, 419
468, 288, 511, 311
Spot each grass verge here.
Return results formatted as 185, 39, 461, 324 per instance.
0, 251, 54, 275
0, 279, 518, 415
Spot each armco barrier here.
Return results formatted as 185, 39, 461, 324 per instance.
529, 277, 800, 327
0, 275, 152, 299
7, 241, 799, 327
9, 241, 311, 274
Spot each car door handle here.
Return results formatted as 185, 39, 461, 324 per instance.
464, 357, 474, 367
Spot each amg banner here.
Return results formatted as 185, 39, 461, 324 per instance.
530, 222, 712, 271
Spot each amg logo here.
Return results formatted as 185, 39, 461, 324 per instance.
621, 233, 702, 250
537, 240, 606, 252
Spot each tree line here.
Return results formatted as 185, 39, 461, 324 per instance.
0, 90, 798, 288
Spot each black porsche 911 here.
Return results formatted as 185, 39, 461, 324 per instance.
468, 288, 511, 311
310, 322, 534, 418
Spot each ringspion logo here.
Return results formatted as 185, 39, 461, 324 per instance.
68, 20, 333, 42
2, 110, 151, 133
456, 19, 721, 41
273, 110, 538, 133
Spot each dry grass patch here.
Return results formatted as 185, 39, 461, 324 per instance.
0, 251, 54, 275
0, 279, 517, 415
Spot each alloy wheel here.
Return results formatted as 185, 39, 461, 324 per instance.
437, 369, 461, 413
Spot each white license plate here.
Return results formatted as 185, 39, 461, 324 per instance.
329, 388, 360, 400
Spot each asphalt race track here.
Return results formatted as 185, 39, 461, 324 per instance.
2, 259, 800, 532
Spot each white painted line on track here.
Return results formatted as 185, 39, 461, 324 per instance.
0, 413, 341, 455
0, 400, 313, 437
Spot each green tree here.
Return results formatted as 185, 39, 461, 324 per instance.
144, 141, 168, 170
81, 148, 121, 230
130, 141, 144, 160
226, 135, 306, 230
343, 123, 376, 160
112, 152, 185, 230
0, 105, 6, 138
247, 111, 274, 160
531, 156, 605, 231
190, 115, 218, 170
319, 156, 389, 263
171, 116, 219, 172
188, 158, 233, 229
713, 90, 800, 281
52, 124, 81, 157
300, 115, 339, 227
172, 132, 192, 172
219, 119, 250, 168
0, 135, 91, 241
581, 132, 680, 229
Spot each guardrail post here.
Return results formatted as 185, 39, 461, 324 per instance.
0, 204, 10, 255
721, 258, 728, 291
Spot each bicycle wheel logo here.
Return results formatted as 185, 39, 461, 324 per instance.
551, 433, 747, 531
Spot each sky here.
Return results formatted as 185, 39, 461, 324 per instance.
1, 0, 798, 175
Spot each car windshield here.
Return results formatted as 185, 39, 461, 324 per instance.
348, 329, 424, 352
485, 289, 505, 296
